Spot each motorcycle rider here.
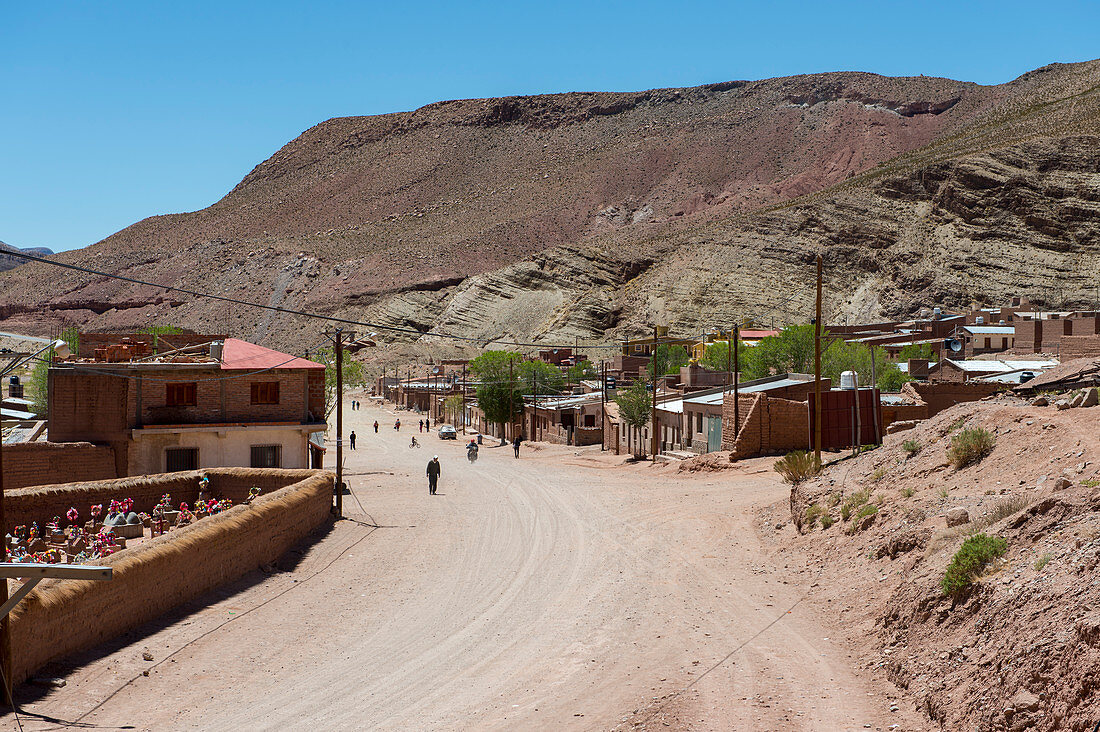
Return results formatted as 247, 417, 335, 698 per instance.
466, 439, 479, 463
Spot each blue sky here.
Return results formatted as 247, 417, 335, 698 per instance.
3, 1, 1098, 252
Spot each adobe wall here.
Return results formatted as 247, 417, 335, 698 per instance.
901, 381, 1003, 417
8, 468, 333, 685
1059, 334, 1100, 361
881, 403, 929, 428
724, 394, 809, 459
2, 442, 116, 491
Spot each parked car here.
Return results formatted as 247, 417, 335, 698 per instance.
438, 425, 457, 440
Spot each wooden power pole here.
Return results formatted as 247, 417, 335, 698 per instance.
461, 363, 466, 435
813, 254, 823, 463
334, 329, 345, 519
733, 323, 740, 440
651, 325, 658, 461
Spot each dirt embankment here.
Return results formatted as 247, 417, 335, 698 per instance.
779, 393, 1100, 731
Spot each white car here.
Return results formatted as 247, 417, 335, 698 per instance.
438, 425, 457, 440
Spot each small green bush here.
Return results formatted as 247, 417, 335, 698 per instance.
774, 451, 821, 485
804, 503, 826, 528
941, 534, 1008, 596
948, 427, 995, 469
902, 439, 921, 456
1034, 552, 1053, 571
856, 503, 878, 519
1083, 478, 1099, 489
840, 489, 871, 521
901, 487, 915, 498
820, 514, 834, 529
871, 467, 887, 482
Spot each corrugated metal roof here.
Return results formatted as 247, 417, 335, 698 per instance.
220, 338, 325, 371
944, 359, 1058, 372
962, 326, 1015, 334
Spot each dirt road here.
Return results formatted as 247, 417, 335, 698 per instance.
7, 400, 918, 731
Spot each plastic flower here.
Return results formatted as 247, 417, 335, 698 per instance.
108, 499, 121, 515
121, 498, 134, 513
67, 507, 79, 523
91, 504, 103, 518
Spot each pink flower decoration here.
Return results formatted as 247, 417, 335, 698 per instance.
91, 504, 103, 518
67, 507, 79, 523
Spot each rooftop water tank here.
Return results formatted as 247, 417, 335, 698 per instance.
839, 371, 858, 389
933, 307, 942, 320
210, 341, 224, 361
975, 316, 985, 325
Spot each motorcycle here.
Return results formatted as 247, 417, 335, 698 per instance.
466, 445, 478, 463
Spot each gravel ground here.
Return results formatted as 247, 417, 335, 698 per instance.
5, 398, 920, 731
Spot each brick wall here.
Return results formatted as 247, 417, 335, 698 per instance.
723, 394, 809, 459
881, 403, 929, 428
1058, 334, 1100, 361
9, 468, 333, 685
901, 381, 1003, 417
1014, 319, 1042, 353
2, 442, 116, 491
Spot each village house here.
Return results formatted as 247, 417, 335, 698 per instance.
927, 358, 1058, 383
48, 336, 327, 476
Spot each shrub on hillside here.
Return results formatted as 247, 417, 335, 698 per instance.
902, 439, 921, 457
947, 427, 995, 469
774, 450, 821, 485
941, 534, 1007, 596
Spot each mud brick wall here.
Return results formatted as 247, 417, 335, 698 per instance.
1058, 335, 1100, 360
725, 394, 809, 459
8, 469, 333, 685
902, 382, 1003, 417
881, 403, 929, 429
2, 442, 116, 491
1014, 320, 1042, 353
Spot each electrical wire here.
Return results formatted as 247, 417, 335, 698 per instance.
4, 249, 815, 351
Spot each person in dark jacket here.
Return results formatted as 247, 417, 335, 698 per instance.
513, 435, 522, 458
373, 421, 379, 433
427, 456, 441, 495
349, 431, 356, 450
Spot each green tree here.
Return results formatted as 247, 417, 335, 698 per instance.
821, 341, 908, 392
139, 324, 186, 351
315, 346, 365, 413
654, 344, 690, 375
443, 394, 464, 426
564, 360, 596, 384
60, 326, 79, 357
469, 350, 525, 434
29, 359, 49, 415
700, 340, 750, 374
517, 360, 564, 396
615, 381, 651, 457
897, 343, 938, 362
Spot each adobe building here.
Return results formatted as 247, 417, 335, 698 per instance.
48, 337, 327, 476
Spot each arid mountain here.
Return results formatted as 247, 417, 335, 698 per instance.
1, 60, 1099, 355
0, 241, 54, 273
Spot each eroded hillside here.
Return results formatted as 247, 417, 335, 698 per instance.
1, 60, 1099, 353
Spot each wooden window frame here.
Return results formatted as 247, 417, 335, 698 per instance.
251, 381, 280, 405
165, 382, 197, 407
165, 447, 198, 472
250, 444, 282, 469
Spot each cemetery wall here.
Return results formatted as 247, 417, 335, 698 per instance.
8, 468, 333, 684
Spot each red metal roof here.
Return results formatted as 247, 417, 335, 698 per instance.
219, 338, 325, 371
740, 329, 779, 338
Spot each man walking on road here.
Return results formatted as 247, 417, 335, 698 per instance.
419, 419, 424, 432
427, 455, 441, 495
373, 421, 379, 433
349, 431, 356, 450
513, 435, 522, 458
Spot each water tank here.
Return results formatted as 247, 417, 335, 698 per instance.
8, 375, 18, 387
932, 307, 942, 320
210, 341, 224, 361
839, 371, 858, 389
975, 316, 985, 325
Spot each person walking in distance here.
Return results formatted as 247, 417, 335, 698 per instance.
373, 420, 379, 433
349, 431, 356, 450
427, 455, 441, 495
419, 419, 424, 433
513, 435, 522, 458
395, 419, 401, 431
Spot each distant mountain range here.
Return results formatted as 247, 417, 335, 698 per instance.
1, 59, 1099, 354
0, 241, 54, 273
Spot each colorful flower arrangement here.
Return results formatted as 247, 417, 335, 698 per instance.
91, 503, 103, 520
67, 507, 79, 524
121, 497, 134, 514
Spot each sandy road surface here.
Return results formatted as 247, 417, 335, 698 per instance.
6, 400, 918, 731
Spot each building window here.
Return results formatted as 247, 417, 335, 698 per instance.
165, 447, 198, 472
250, 445, 281, 468
251, 382, 280, 405
166, 382, 197, 407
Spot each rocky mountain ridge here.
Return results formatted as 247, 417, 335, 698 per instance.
1, 60, 1099, 355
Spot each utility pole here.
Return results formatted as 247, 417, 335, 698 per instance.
814, 254, 823, 463
531, 364, 538, 441
335, 330, 345, 518
601, 360, 606, 451
651, 325, 658, 461
0, 394, 10, 706
461, 363, 466, 434
509, 357, 515, 441
733, 323, 740, 440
